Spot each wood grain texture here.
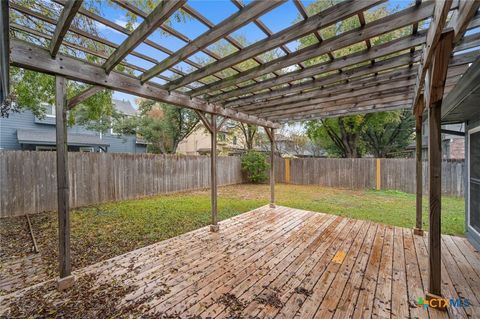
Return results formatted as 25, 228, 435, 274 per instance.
2, 207, 479, 318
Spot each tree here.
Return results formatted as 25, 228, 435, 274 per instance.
118, 99, 199, 154
234, 122, 258, 150
301, 0, 415, 158
306, 116, 366, 158
362, 110, 415, 157
4, 0, 114, 122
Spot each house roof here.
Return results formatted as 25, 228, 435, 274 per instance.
17, 129, 109, 147
113, 99, 137, 116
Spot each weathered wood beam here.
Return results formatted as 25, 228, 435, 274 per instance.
187, 2, 433, 98
215, 32, 427, 105
195, 110, 214, 133
10, 39, 279, 128
242, 68, 417, 113
264, 89, 413, 119
67, 85, 104, 110
167, 0, 385, 92
140, 0, 285, 83
448, 0, 480, 44
411, 0, 452, 111
103, 0, 185, 73
426, 30, 454, 300
414, 95, 425, 236
273, 100, 411, 122
50, 0, 83, 58
0, 0, 9, 103
225, 49, 422, 109
55, 75, 72, 287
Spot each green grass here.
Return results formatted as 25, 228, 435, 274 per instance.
0, 183, 465, 290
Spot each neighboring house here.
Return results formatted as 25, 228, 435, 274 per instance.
406, 123, 465, 159
0, 99, 147, 153
177, 123, 244, 155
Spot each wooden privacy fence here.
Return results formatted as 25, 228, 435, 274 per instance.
0, 151, 245, 218
277, 157, 465, 197
0, 152, 465, 218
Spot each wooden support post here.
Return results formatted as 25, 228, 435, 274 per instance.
427, 98, 442, 298
376, 158, 381, 191
266, 127, 276, 208
0, 0, 9, 103
425, 30, 454, 303
210, 114, 219, 232
414, 96, 425, 236
55, 75, 74, 290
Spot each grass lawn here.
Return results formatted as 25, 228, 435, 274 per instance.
0, 183, 464, 293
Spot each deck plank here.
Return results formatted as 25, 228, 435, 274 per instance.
1, 206, 480, 319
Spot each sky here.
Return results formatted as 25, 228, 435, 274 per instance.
89, 0, 416, 108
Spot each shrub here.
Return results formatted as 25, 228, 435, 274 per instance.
241, 150, 270, 183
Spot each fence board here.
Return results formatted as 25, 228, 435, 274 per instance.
0, 151, 465, 218
0, 151, 246, 218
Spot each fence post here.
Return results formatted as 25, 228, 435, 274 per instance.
376, 158, 381, 191
285, 158, 290, 184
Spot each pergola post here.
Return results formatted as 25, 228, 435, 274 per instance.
414, 96, 425, 236
425, 30, 454, 303
55, 75, 74, 290
0, 0, 9, 103
265, 128, 275, 208
210, 114, 219, 232
195, 111, 220, 232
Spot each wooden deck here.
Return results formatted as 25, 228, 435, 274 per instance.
1, 206, 479, 318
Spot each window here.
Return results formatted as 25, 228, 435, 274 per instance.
218, 133, 226, 142
79, 147, 94, 152
233, 136, 237, 145
42, 103, 55, 117
36, 146, 56, 151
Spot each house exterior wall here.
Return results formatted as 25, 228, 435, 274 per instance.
177, 124, 243, 155
0, 109, 146, 153
466, 118, 480, 250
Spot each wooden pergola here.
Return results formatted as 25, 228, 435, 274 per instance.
1, 0, 479, 301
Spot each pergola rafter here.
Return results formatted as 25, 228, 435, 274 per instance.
2, 0, 480, 299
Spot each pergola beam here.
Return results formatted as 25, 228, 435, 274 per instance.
67, 86, 104, 110
184, 1, 434, 97
226, 49, 421, 109
140, 0, 285, 83
244, 69, 417, 113
168, 0, 385, 92
215, 32, 427, 105
10, 39, 279, 129
49, 0, 83, 58
268, 94, 413, 121
265, 127, 276, 208
412, 0, 453, 111
414, 94, 425, 236
103, 0, 185, 73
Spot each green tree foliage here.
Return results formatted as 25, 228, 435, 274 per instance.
5, 0, 114, 122
301, 1, 415, 158
241, 150, 270, 183
305, 111, 415, 158
115, 99, 199, 154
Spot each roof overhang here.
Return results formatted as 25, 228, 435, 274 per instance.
17, 129, 109, 147
442, 56, 480, 124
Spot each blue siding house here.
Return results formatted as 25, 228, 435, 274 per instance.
0, 99, 147, 153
